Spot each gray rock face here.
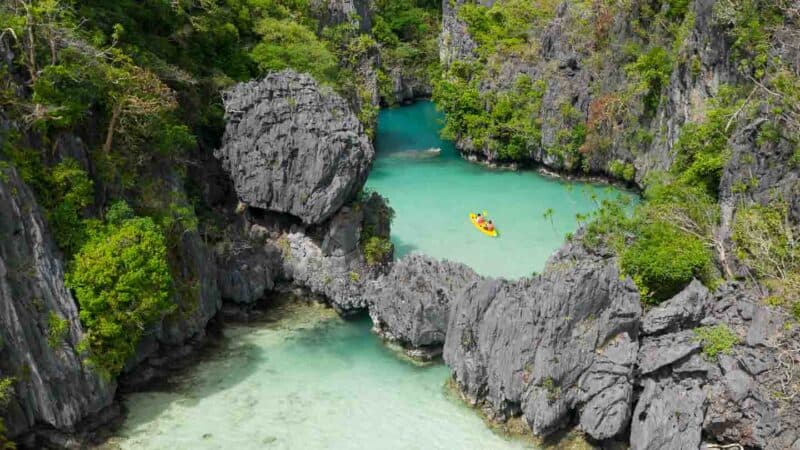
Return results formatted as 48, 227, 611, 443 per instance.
366, 254, 481, 349
641, 279, 709, 336
443, 241, 641, 440
637, 330, 702, 375
721, 117, 800, 222
630, 378, 706, 450
215, 221, 284, 306
0, 166, 114, 438
439, 0, 480, 66
281, 231, 370, 313
386, 65, 432, 105
628, 281, 800, 450
216, 71, 374, 224
322, 206, 363, 257
310, 0, 373, 32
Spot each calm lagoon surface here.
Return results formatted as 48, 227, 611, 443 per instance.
365, 101, 629, 278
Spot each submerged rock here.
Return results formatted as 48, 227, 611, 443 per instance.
216, 70, 374, 225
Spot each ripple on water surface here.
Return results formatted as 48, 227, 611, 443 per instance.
365, 101, 631, 278
103, 301, 531, 450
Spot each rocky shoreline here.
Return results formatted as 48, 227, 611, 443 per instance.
1, 2, 798, 446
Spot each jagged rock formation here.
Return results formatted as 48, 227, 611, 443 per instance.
443, 241, 642, 441
631, 282, 800, 449
439, 0, 478, 66
277, 192, 393, 314
0, 166, 114, 441
367, 254, 481, 352
216, 70, 375, 225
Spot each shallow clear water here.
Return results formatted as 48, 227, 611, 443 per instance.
104, 302, 530, 450
365, 101, 629, 278
106, 102, 631, 449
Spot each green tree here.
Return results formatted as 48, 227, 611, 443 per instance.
67, 205, 174, 378
251, 17, 337, 83
621, 221, 712, 303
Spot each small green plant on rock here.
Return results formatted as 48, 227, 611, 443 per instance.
363, 236, 393, 265
693, 324, 740, 360
47, 311, 69, 349
541, 376, 561, 402
0, 377, 14, 449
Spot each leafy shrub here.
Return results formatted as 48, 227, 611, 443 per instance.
624, 46, 672, 113
47, 159, 94, 256
47, 312, 69, 349
363, 236, 393, 265
251, 17, 337, 83
0, 378, 13, 409
433, 69, 545, 161
67, 206, 173, 378
581, 196, 636, 250
621, 221, 712, 303
671, 86, 743, 196
0, 419, 13, 450
608, 160, 636, 182
693, 324, 740, 359
732, 201, 799, 310
459, 0, 556, 57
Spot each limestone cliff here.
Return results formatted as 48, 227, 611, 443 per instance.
0, 166, 114, 445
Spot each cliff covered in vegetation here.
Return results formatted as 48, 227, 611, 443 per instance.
0, 0, 798, 448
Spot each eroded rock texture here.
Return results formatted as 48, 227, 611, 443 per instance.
443, 241, 642, 441
367, 254, 481, 350
216, 71, 374, 225
0, 166, 114, 441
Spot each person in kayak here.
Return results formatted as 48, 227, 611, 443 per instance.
485, 220, 495, 232
475, 213, 485, 225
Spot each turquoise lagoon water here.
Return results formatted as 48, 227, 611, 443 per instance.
365, 101, 628, 278
104, 102, 631, 450
103, 303, 530, 450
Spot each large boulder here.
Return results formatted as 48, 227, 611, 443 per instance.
216, 70, 374, 225
366, 254, 481, 350
0, 166, 114, 441
443, 241, 642, 440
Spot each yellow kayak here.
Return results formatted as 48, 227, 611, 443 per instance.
469, 213, 498, 237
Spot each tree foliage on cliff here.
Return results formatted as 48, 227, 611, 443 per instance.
66, 202, 174, 378
583, 178, 717, 303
